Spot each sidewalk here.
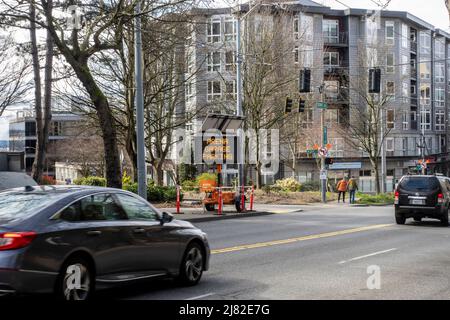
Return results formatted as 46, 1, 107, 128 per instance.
162, 204, 304, 223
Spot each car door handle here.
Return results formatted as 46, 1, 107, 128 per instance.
133, 228, 146, 234
86, 230, 102, 236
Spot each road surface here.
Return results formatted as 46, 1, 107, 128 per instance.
97, 204, 450, 300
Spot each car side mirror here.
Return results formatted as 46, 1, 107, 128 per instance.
160, 212, 174, 224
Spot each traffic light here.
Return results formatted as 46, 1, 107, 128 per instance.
285, 97, 293, 113
299, 68, 311, 93
298, 98, 306, 112
368, 68, 381, 93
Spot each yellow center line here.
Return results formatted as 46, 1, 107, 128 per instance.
211, 224, 394, 254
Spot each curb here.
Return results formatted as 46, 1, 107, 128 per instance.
172, 211, 275, 223
351, 203, 393, 207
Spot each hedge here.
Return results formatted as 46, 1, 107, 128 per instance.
75, 176, 181, 202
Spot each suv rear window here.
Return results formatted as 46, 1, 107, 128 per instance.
399, 177, 440, 192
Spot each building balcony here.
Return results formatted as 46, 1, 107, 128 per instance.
410, 41, 417, 54
323, 64, 349, 76
324, 88, 349, 105
323, 32, 348, 46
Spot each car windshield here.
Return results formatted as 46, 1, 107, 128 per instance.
399, 177, 440, 192
0, 191, 68, 223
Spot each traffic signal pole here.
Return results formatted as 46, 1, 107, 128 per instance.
320, 86, 327, 203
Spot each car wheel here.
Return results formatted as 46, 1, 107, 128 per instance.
395, 215, 406, 225
56, 256, 94, 300
205, 204, 215, 212
413, 217, 422, 222
178, 242, 204, 286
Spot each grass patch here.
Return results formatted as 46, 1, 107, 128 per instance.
356, 192, 394, 205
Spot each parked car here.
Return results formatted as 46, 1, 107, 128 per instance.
0, 185, 210, 300
394, 175, 450, 225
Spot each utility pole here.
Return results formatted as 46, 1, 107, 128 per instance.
319, 85, 327, 203
135, 1, 147, 199
380, 107, 386, 193
236, 14, 244, 193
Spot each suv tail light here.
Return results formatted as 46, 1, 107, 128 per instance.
394, 191, 399, 204
438, 193, 444, 204
0, 232, 36, 251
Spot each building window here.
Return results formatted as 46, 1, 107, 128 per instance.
325, 109, 339, 125
207, 81, 221, 101
207, 18, 221, 43
401, 23, 408, 48
293, 16, 299, 40
224, 81, 236, 101
294, 46, 299, 63
324, 80, 339, 99
224, 18, 236, 42
402, 82, 409, 99
436, 110, 445, 131
386, 110, 395, 129
302, 46, 313, 67
401, 55, 408, 75
300, 14, 314, 42
435, 88, 445, 107
330, 138, 343, 157
225, 51, 235, 71
435, 62, 445, 83
419, 31, 431, 55
323, 19, 339, 43
435, 39, 445, 58
386, 53, 394, 73
402, 111, 408, 130
402, 137, 408, 155
386, 81, 395, 96
301, 108, 313, 129
419, 59, 431, 79
420, 85, 431, 105
385, 21, 394, 45
386, 138, 394, 152
323, 51, 339, 66
207, 52, 221, 72
420, 109, 431, 131
186, 81, 193, 98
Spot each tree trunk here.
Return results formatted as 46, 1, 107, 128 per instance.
153, 161, 164, 186
29, 0, 43, 181
72, 62, 122, 188
32, 8, 53, 183
370, 157, 381, 194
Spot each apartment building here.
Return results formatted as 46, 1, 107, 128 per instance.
8, 110, 84, 175
178, 0, 450, 189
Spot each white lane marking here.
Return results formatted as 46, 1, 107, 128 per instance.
185, 292, 216, 300
338, 248, 397, 265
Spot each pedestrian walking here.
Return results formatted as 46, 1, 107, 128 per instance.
348, 176, 358, 204
336, 177, 348, 203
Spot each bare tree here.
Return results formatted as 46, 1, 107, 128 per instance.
29, 0, 53, 183
0, 35, 30, 117
242, 8, 302, 188
338, 42, 396, 194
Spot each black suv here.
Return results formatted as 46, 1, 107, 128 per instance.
394, 175, 450, 225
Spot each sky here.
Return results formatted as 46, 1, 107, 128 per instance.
215, 0, 450, 31
320, 0, 449, 31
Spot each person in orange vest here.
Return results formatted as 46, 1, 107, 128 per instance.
336, 177, 349, 203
